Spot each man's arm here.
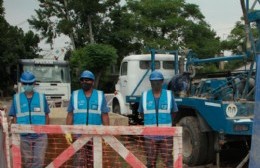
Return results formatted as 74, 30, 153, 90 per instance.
45, 114, 50, 124
9, 98, 17, 124
66, 94, 74, 125
43, 94, 50, 125
102, 113, 109, 125
66, 112, 73, 125
12, 116, 17, 124
100, 92, 110, 125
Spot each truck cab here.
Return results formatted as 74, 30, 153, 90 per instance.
113, 53, 178, 118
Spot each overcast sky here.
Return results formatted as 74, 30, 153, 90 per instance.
3, 0, 70, 50
3, 0, 243, 50
187, 0, 242, 39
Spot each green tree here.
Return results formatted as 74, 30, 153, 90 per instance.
0, 24, 40, 94
0, 0, 40, 95
71, 0, 120, 44
221, 20, 258, 70
124, 0, 220, 58
0, 25, 40, 67
28, 0, 121, 49
70, 44, 117, 89
95, 4, 142, 66
0, 0, 3, 17
29, 0, 221, 61
28, 0, 76, 49
221, 21, 247, 54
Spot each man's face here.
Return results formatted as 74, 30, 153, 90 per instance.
22, 82, 35, 93
151, 80, 163, 92
80, 78, 94, 91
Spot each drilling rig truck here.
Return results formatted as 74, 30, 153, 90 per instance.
112, 0, 259, 166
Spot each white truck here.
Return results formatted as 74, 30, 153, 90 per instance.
112, 50, 181, 123
17, 49, 71, 106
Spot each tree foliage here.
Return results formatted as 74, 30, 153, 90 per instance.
28, 0, 71, 48
123, 0, 220, 58
70, 44, 117, 89
28, 0, 121, 49
0, 0, 3, 17
220, 20, 258, 70
0, 1, 40, 95
221, 21, 247, 54
29, 0, 221, 61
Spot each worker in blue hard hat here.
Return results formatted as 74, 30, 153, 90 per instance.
65, 70, 110, 167
138, 70, 178, 168
9, 71, 50, 168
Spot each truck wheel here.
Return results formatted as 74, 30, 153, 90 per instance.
178, 116, 207, 166
113, 104, 121, 114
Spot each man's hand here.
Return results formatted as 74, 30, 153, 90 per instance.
65, 133, 73, 144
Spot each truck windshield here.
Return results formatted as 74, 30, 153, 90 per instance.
22, 64, 70, 83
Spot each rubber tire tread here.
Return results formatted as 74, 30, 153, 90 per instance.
178, 116, 208, 166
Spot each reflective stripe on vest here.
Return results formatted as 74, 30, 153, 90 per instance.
73, 89, 103, 125
15, 93, 45, 125
143, 89, 172, 127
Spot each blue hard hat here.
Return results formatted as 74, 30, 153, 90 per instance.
149, 71, 164, 81
20, 71, 36, 83
80, 70, 95, 80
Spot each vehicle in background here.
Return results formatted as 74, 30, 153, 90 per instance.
113, 48, 255, 166
112, 50, 181, 123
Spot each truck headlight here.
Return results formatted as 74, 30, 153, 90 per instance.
226, 103, 238, 118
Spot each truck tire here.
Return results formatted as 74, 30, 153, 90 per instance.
178, 116, 208, 166
113, 104, 121, 114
